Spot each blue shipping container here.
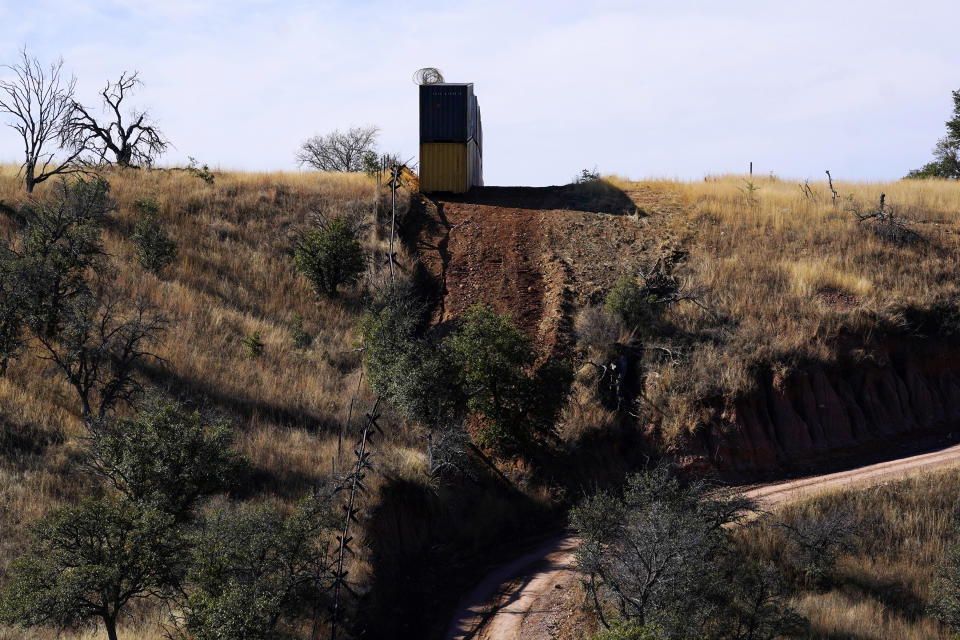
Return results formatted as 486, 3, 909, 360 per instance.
420, 84, 477, 143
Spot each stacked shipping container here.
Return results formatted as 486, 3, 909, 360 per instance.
419, 83, 483, 193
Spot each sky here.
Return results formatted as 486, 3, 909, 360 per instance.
1, 0, 958, 186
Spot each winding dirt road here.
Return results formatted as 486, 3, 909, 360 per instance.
445, 442, 960, 640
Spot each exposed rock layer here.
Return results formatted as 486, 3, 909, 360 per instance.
700, 340, 960, 472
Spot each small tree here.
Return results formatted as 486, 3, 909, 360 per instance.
243, 330, 265, 358
571, 466, 757, 633
360, 280, 464, 431
715, 560, 808, 640
908, 88, 960, 179
131, 196, 177, 273
0, 48, 86, 192
296, 126, 379, 172
176, 492, 340, 639
293, 216, 365, 297
88, 393, 242, 522
64, 71, 169, 168
11, 176, 113, 337
289, 313, 311, 349
0, 497, 184, 640
34, 292, 164, 419
777, 506, 860, 587
444, 304, 571, 453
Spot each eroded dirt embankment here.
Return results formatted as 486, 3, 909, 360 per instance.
412, 187, 960, 477
694, 340, 960, 473
410, 185, 671, 357
407, 186, 960, 639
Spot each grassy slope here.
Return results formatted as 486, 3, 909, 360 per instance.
735, 467, 960, 639
600, 175, 960, 439
1, 167, 960, 637
0, 167, 422, 638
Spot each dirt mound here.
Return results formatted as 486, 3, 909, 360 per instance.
412, 185, 673, 356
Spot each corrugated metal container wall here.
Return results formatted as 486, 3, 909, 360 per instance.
475, 98, 482, 156
470, 138, 483, 187
420, 140, 482, 193
420, 84, 475, 142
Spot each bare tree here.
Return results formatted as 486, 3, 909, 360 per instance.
0, 48, 87, 192
64, 71, 169, 168
296, 125, 379, 172
777, 506, 861, 587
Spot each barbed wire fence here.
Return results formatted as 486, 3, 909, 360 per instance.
324, 76, 427, 636
327, 396, 382, 640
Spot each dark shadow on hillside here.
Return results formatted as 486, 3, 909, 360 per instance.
361, 476, 561, 640
138, 361, 341, 435
836, 573, 928, 623
0, 416, 63, 461
434, 182, 638, 215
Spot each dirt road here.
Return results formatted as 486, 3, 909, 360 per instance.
446, 442, 960, 640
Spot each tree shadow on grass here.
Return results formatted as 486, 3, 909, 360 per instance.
138, 360, 341, 435
834, 572, 929, 623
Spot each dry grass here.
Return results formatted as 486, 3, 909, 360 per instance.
3, 166, 960, 636
599, 174, 960, 440
0, 166, 417, 638
734, 466, 960, 640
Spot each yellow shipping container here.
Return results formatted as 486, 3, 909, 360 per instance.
419, 141, 482, 193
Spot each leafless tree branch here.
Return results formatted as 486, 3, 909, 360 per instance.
63, 71, 169, 168
296, 126, 379, 172
0, 47, 86, 192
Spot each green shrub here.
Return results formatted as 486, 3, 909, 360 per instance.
243, 331, 264, 359
359, 280, 463, 431
929, 528, 960, 630
289, 313, 311, 350
186, 156, 215, 184
177, 492, 339, 639
574, 166, 601, 184
605, 274, 647, 329
131, 196, 177, 273
0, 249, 24, 375
293, 216, 365, 297
88, 393, 243, 522
444, 304, 571, 453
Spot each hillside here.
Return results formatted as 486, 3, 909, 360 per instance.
2, 167, 960, 638
413, 175, 960, 474
0, 168, 396, 639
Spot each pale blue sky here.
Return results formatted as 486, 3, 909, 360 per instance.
1, 0, 958, 185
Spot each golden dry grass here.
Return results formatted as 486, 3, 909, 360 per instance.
0, 166, 414, 638
2, 165, 959, 637
735, 465, 960, 640
600, 174, 960, 440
